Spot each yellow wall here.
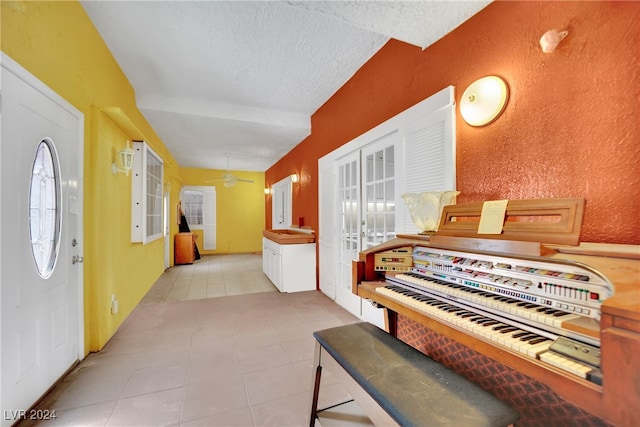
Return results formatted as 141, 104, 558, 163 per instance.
180, 168, 265, 254
2, 1, 181, 352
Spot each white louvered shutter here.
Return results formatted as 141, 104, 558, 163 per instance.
401, 107, 456, 234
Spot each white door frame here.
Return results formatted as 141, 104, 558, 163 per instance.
164, 190, 170, 269
318, 160, 336, 299
318, 86, 455, 323
1, 53, 85, 421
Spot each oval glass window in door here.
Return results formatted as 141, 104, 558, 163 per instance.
29, 138, 62, 279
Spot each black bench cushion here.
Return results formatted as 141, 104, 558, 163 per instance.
314, 322, 519, 427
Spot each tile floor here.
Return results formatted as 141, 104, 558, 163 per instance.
141, 253, 279, 302
22, 254, 361, 427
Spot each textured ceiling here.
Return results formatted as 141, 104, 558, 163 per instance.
81, 1, 491, 171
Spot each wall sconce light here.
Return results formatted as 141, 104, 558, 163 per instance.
264, 187, 272, 195
291, 173, 300, 184
540, 29, 568, 53
460, 76, 509, 127
112, 140, 135, 176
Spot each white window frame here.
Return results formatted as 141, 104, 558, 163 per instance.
271, 176, 293, 229
29, 138, 62, 279
181, 188, 205, 230
131, 141, 164, 244
180, 185, 217, 250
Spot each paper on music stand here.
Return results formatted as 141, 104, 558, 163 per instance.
478, 200, 509, 234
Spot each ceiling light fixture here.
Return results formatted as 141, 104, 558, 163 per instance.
459, 76, 509, 127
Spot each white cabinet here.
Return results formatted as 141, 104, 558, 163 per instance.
262, 237, 316, 293
263, 239, 282, 288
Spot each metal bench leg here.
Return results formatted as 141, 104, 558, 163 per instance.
308, 339, 398, 427
308, 341, 323, 427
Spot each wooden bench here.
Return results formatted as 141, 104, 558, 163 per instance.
308, 322, 520, 427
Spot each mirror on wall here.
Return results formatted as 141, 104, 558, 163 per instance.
271, 176, 293, 229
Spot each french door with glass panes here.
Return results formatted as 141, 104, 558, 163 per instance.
360, 135, 399, 326
335, 151, 361, 316
319, 87, 455, 326
361, 136, 398, 250
335, 133, 399, 324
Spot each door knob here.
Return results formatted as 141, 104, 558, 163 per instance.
72, 255, 84, 264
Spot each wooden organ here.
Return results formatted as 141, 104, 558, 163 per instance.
352, 199, 639, 426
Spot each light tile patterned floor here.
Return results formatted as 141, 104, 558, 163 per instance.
21, 254, 360, 427
142, 253, 278, 303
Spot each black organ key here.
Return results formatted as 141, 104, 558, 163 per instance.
512, 331, 531, 339
482, 320, 501, 326
459, 312, 477, 318
552, 311, 571, 317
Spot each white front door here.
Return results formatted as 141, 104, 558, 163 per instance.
1, 54, 84, 423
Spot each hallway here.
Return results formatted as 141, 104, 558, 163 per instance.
21, 255, 359, 426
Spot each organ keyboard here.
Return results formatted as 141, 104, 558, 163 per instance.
376, 243, 610, 382
353, 235, 640, 426
376, 281, 599, 382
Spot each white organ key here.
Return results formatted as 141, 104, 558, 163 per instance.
395, 273, 582, 329
376, 285, 597, 381
526, 341, 554, 358
539, 352, 593, 378
377, 286, 550, 357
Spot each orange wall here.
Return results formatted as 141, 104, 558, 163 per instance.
266, 1, 640, 245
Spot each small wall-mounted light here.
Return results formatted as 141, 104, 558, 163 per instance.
291, 173, 300, 183
460, 76, 509, 127
264, 187, 272, 195
112, 140, 135, 176
540, 29, 568, 53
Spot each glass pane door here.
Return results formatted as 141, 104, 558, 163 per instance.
362, 143, 396, 250
360, 135, 398, 328
334, 133, 398, 320
335, 152, 361, 316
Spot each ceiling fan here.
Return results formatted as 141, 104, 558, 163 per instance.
206, 154, 254, 188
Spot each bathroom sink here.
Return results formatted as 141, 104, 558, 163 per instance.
263, 229, 316, 244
